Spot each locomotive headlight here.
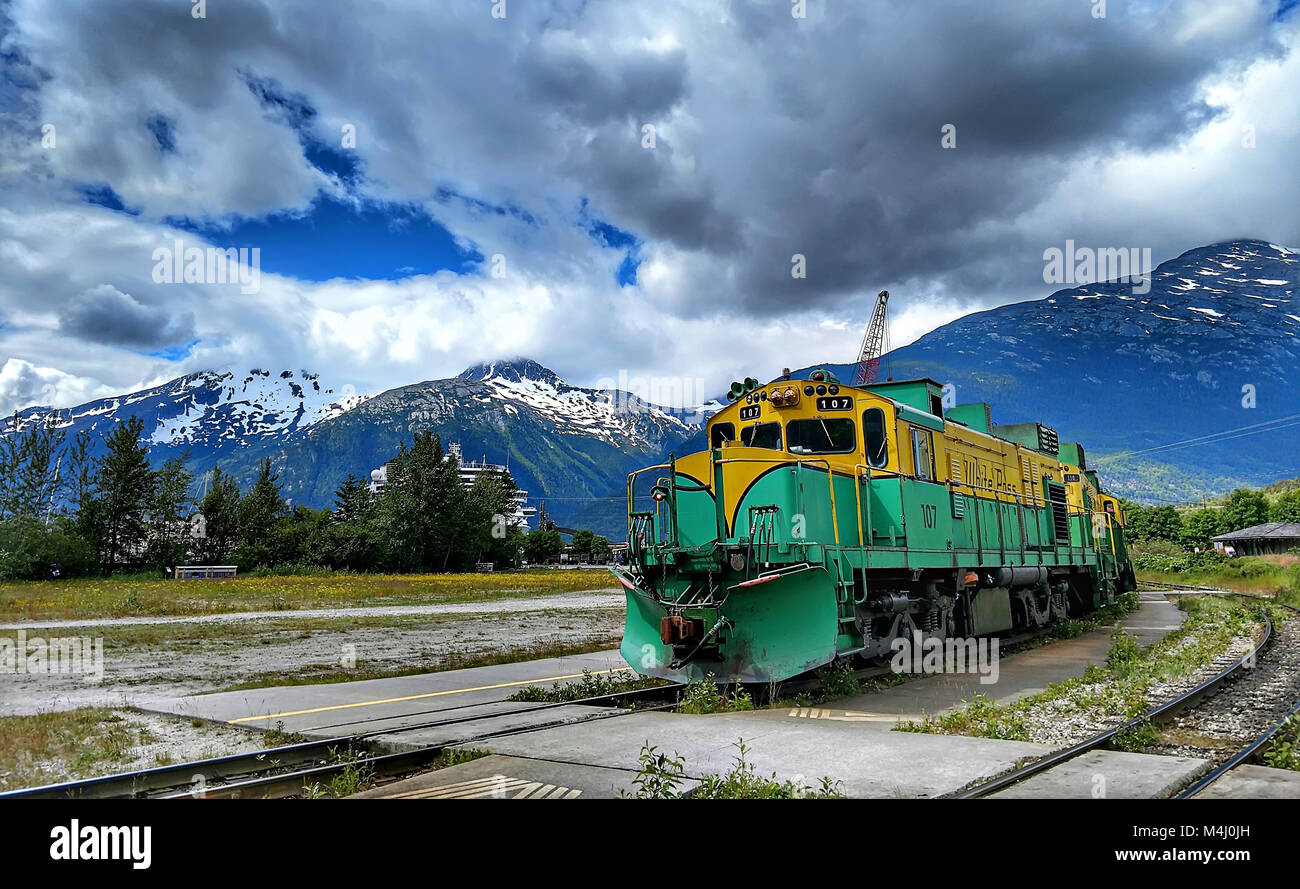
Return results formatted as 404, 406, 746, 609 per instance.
769, 389, 785, 406
783, 386, 798, 403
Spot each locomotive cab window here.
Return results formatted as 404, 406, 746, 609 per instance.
740, 422, 782, 450
710, 422, 735, 448
863, 408, 889, 468
910, 428, 934, 480
787, 418, 856, 454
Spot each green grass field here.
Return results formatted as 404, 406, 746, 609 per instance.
1136, 554, 1300, 609
0, 569, 615, 622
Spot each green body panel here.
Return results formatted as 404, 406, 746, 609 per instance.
673, 476, 718, 547
619, 567, 840, 683
944, 402, 992, 433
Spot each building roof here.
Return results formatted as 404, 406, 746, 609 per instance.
1212, 522, 1300, 541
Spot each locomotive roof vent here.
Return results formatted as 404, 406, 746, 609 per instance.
991, 422, 1060, 456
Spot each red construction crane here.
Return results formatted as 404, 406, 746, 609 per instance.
854, 289, 891, 386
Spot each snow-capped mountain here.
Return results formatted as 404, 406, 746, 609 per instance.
799, 239, 1300, 502
191, 359, 705, 529
456, 358, 706, 444
0, 356, 704, 531
0, 368, 367, 473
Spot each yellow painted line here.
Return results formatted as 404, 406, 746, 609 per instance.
227, 667, 632, 724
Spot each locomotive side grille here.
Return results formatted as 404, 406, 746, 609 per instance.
1047, 482, 1070, 543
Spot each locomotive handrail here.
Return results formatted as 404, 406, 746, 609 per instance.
626, 463, 673, 511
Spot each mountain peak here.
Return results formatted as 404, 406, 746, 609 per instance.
457, 358, 565, 387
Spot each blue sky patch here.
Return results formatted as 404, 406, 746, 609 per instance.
166, 195, 482, 282
78, 184, 139, 216
579, 197, 640, 286
143, 339, 200, 361
242, 70, 362, 185
146, 114, 176, 154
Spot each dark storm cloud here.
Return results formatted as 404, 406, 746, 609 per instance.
59, 285, 196, 350
633, 0, 1289, 314
519, 32, 689, 125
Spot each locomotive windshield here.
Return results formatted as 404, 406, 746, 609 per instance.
787, 418, 856, 454
740, 422, 782, 450
710, 422, 735, 448
864, 408, 889, 467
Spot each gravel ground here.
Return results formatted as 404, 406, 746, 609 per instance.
1146, 615, 1300, 764
1017, 626, 1262, 747
0, 601, 626, 716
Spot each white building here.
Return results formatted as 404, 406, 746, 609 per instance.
368, 442, 537, 532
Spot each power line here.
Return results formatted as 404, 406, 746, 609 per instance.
1102, 412, 1300, 460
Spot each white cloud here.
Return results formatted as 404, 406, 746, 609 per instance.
0, 0, 1295, 412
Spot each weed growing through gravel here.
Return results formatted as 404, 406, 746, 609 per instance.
625, 739, 842, 799
677, 675, 754, 714
507, 668, 665, 702
1263, 714, 1300, 771
816, 659, 862, 698
263, 721, 305, 747
437, 747, 489, 768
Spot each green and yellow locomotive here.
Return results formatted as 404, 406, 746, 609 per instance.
612, 369, 1135, 683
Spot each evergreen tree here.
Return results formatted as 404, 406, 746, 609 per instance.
146, 456, 195, 569
92, 417, 154, 572
333, 473, 373, 523
196, 469, 242, 563
451, 467, 518, 570
0, 417, 66, 520
378, 432, 463, 571
237, 458, 287, 565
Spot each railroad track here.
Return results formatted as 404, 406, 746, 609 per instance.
950, 588, 1299, 799
1157, 592, 1300, 798
0, 683, 681, 800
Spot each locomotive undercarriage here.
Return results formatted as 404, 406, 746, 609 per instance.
850, 567, 1086, 662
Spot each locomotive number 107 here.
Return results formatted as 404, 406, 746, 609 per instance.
815, 396, 853, 411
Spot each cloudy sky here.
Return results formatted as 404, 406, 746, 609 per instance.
0, 0, 1297, 414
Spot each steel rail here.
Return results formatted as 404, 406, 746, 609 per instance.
0, 682, 680, 800
161, 699, 685, 800
1175, 695, 1300, 799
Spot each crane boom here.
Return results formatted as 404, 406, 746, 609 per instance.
854, 289, 890, 386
